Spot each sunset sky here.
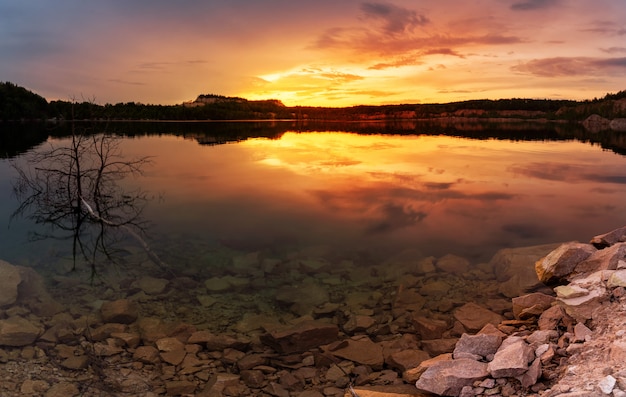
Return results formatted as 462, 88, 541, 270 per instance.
2, 0, 626, 106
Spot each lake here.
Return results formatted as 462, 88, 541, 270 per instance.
1, 120, 626, 326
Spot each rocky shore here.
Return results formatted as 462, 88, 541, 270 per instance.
1, 227, 626, 396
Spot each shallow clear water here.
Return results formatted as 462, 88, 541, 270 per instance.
1, 122, 626, 300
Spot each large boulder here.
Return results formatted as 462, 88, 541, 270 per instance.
535, 242, 596, 284
0, 260, 62, 316
490, 243, 560, 297
582, 114, 611, 132
416, 358, 489, 396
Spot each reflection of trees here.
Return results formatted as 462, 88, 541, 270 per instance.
11, 132, 164, 276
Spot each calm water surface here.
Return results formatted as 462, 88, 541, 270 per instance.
1, 124, 626, 284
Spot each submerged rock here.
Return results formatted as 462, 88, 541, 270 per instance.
260, 320, 338, 354
490, 243, 560, 297
0, 260, 21, 307
0, 316, 43, 346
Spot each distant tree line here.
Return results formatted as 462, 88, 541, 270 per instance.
2, 81, 626, 122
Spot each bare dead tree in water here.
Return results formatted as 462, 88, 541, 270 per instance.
11, 125, 167, 277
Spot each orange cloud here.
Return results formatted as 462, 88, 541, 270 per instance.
513, 57, 626, 77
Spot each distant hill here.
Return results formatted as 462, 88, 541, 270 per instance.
0, 82, 48, 121
1, 81, 626, 123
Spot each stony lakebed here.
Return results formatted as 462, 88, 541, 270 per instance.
2, 226, 626, 396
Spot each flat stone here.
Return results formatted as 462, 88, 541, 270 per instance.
402, 353, 452, 383
133, 346, 160, 364
436, 254, 470, 274
241, 369, 266, 388
60, 355, 89, 370
419, 280, 451, 297
343, 314, 376, 333
156, 337, 185, 352
453, 333, 502, 359
454, 302, 504, 332
165, 380, 196, 396
487, 337, 534, 378
535, 242, 596, 284
0, 316, 43, 346
160, 349, 186, 366
204, 277, 231, 292
45, 381, 80, 397
512, 293, 555, 320
591, 226, 626, 248
420, 339, 458, 356
327, 337, 384, 370
554, 285, 589, 299
100, 299, 138, 324
385, 349, 430, 373
393, 289, 426, 311
188, 330, 249, 351
275, 281, 329, 314
416, 358, 489, 396
0, 260, 21, 307
412, 315, 448, 340
136, 276, 169, 295
261, 320, 338, 354
20, 379, 50, 394
345, 385, 428, 396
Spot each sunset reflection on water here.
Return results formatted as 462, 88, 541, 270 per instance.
128, 131, 626, 262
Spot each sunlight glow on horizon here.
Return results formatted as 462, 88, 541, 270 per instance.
2, 1, 625, 106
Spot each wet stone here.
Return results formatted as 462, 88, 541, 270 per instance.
261, 320, 339, 354
136, 276, 169, 295
165, 380, 196, 396
241, 369, 266, 388
100, 299, 138, 324
412, 315, 448, 340
0, 316, 43, 346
